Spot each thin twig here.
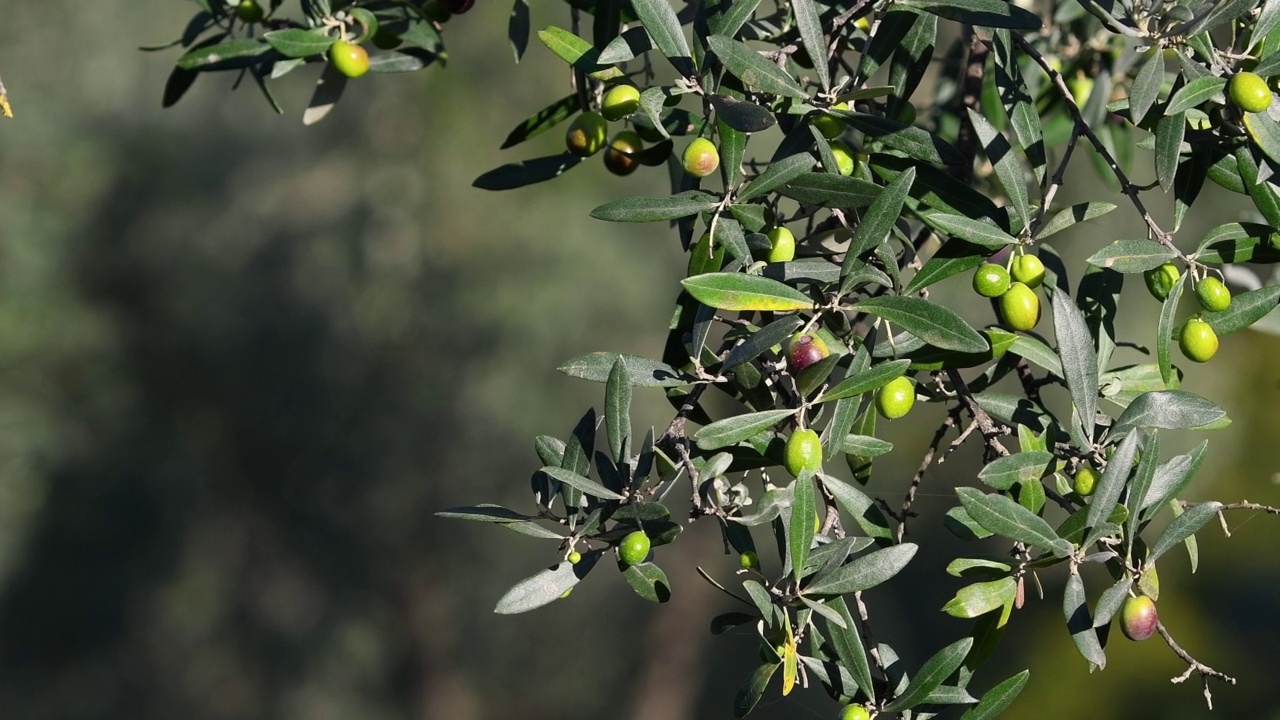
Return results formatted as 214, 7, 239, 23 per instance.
1156, 621, 1236, 709
897, 412, 958, 541
1012, 34, 1193, 267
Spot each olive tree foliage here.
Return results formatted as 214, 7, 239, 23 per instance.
155, 0, 1280, 716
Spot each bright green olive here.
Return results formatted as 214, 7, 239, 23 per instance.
601, 84, 641, 121
1230, 71, 1273, 114
767, 226, 796, 263
840, 705, 872, 720
1144, 262, 1180, 301
1010, 254, 1045, 288
876, 376, 915, 420
1180, 318, 1219, 363
999, 282, 1041, 331
972, 263, 1011, 298
1195, 276, 1232, 312
1073, 467, 1099, 497
830, 141, 856, 176
683, 137, 720, 178
618, 530, 651, 566
330, 40, 370, 78
568, 550, 582, 564
813, 102, 849, 139
784, 428, 823, 477
740, 550, 761, 570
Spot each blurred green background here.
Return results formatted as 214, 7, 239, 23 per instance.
0, 2, 1277, 718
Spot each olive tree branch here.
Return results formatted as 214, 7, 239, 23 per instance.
945, 368, 1011, 460
896, 408, 960, 541
1156, 621, 1237, 709
1012, 33, 1193, 267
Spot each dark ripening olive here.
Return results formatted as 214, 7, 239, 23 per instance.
1120, 595, 1158, 641
786, 331, 830, 373
603, 131, 644, 176
565, 112, 608, 157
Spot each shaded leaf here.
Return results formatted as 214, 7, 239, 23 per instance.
474, 153, 583, 190
591, 192, 721, 222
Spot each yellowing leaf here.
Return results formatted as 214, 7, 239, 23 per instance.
682, 273, 813, 312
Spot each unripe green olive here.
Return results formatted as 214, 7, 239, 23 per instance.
683, 137, 721, 178
618, 530, 651, 566
1073, 467, 1099, 497
566, 112, 608, 157
972, 262, 1011, 298
1010, 254, 1045, 288
1180, 318, 1219, 362
740, 550, 761, 570
999, 282, 1041, 331
1144, 262, 1180, 301
767, 226, 796, 263
830, 141, 856, 176
840, 705, 872, 720
1229, 71, 1273, 114
784, 428, 823, 477
568, 550, 582, 564
876, 376, 915, 420
1120, 595, 1158, 641
1195, 276, 1232, 312
236, 0, 265, 23
813, 102, 849, 139
330, 40, 370, 78
601, 84, 641, 121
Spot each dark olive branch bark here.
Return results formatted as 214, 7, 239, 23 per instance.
945, 368, 1011, 460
